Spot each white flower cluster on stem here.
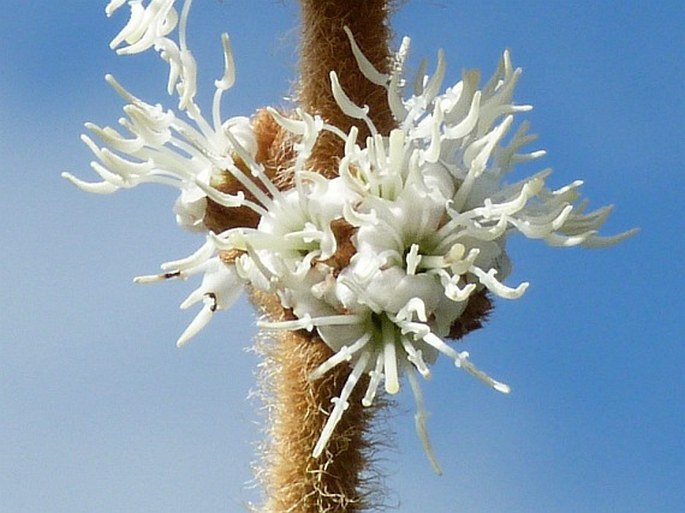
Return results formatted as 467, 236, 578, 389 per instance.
65, 0, 636, 472
63, 0, 255, 346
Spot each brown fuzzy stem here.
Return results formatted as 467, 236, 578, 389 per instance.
298, 0, 396, 176
256, 2, 395, 512
256, 290, 377, 513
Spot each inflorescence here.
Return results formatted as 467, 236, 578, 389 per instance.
64, 0, 636, 473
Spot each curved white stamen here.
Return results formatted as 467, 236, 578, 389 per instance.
313, 351, 371, 458
401, 336, 431, 378
192, 179, 251, 210
105, 0, 126, 17
61, 172, 120, 194
458, 355, 511, 394
159, 238, 215, 271
330, 71, 378, 138
406, 364, 442, 475
211, 33, 235, 133
421, 48, 446, 105
382, 316, 400, 394
386, 36, 411, 123
309, 333, 373, 381
362, 353, 385, 407
178, 0, 192, 52
422, 104, 443, 164
444, 91, 481, 140
330, 71, 369, 120
343, 26, 387, 86
258, 314, 366, 332
580, 228, 639, 248
471, 267, 528, 299
267, 107, 307, 136
176, 298, 214, 347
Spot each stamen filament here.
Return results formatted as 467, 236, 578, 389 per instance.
382, 316, 400, 394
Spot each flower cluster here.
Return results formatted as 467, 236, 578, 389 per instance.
65, 0, 635, 472
63, 0, 255, 345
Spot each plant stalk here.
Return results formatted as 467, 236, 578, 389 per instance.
258, 2, 395, 512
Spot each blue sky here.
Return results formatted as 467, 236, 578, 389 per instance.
1, 2, 683, 512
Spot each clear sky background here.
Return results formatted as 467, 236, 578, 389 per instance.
1, 1, 683, 512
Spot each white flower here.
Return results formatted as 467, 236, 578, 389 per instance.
106, 0, 202, 109
68, 2, 636, 473
64, 0, 261, 345
107, 0, 178, 56
210, 111, 355, 323
253, 29, 636, 471
134, 237, 243, 347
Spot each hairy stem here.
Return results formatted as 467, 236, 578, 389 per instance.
298, 0, 395, 176
256, 291, 377, 513
257, 1, 395, 512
